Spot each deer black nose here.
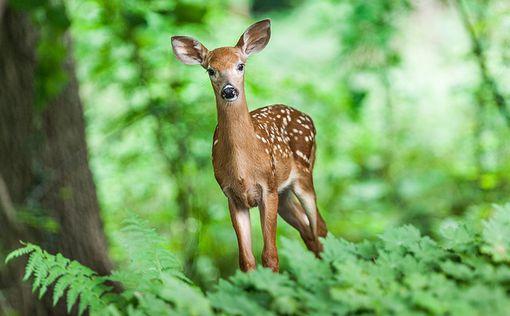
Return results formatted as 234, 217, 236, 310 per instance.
221, 84, 239, 101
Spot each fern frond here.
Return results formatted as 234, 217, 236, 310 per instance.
4, 242, 37, 263
52, 274, 72, 306
24, 250, 43, 281
113, 215, 186, 288
78, 296, 89, 316
66, 281, 82, 314
39, 257, 67, 298
32, 250, 50, 292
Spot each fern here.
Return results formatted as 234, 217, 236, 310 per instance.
5, 243, 113, 315
108, 215, 189, 296
208, 205, 510, 316
5, 215, 203, 315
6, 205, 510, 315
114, 216, 185, 279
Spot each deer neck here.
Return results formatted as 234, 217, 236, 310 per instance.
215, 92, 258, 158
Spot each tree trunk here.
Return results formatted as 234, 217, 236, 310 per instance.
0, 7, 111, 316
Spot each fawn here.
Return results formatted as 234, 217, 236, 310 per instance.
171, 19, 327, 272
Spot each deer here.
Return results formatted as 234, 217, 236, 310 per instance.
171, 19, 327, 272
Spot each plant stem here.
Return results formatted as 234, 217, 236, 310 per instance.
453, 0, 510, 128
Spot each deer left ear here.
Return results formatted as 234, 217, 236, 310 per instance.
236, 19, 271, 57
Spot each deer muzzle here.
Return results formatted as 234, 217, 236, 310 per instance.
221, 84, 239, 102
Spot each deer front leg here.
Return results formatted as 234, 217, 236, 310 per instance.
259, 190, 279, 272
228, 199, 256, 272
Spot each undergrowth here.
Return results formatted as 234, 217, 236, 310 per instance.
6, 205, 510, 315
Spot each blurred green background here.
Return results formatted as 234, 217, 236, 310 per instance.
3, 0, 510, 294
72, 0, 510, 288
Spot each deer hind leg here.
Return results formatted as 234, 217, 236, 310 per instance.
278, 189, 321, 255
292, 177, 328, 254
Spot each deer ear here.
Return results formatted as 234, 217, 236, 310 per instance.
171, 36, 209, 66
236, 19, 271, 57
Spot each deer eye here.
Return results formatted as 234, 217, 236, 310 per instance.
237, 64, 244, 72
207, 68, 215, 76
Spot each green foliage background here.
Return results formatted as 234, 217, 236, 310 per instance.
20, 0, 510, 292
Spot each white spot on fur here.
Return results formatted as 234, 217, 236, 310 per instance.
296, 150, 310, 163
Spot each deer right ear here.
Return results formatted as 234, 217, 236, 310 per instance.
171, 36, 209, 66
236, 19, 271, 57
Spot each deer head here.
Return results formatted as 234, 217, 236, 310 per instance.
171, 19, 271, 103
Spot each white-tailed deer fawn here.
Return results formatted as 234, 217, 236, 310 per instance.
171, 19, 327, 272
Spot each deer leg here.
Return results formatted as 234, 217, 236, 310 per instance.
259, 190, 279, 272
293, 178, 328, 253
228, 199, 256, 272
278, 190, 322, 255
317, 207, 328, 239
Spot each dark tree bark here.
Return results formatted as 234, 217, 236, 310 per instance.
0, 6, 111, 316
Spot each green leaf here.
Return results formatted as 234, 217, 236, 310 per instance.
159, 274, 213, 316
439, 220, 476, 251
209, 279, 275, 316
481, 204, 510, 262
378, 225, 421, 252
440, 260, 473, 281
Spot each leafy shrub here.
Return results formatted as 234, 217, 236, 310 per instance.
6, 206, 510, 315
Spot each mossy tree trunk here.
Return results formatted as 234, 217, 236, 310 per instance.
0, 6, 111, 316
